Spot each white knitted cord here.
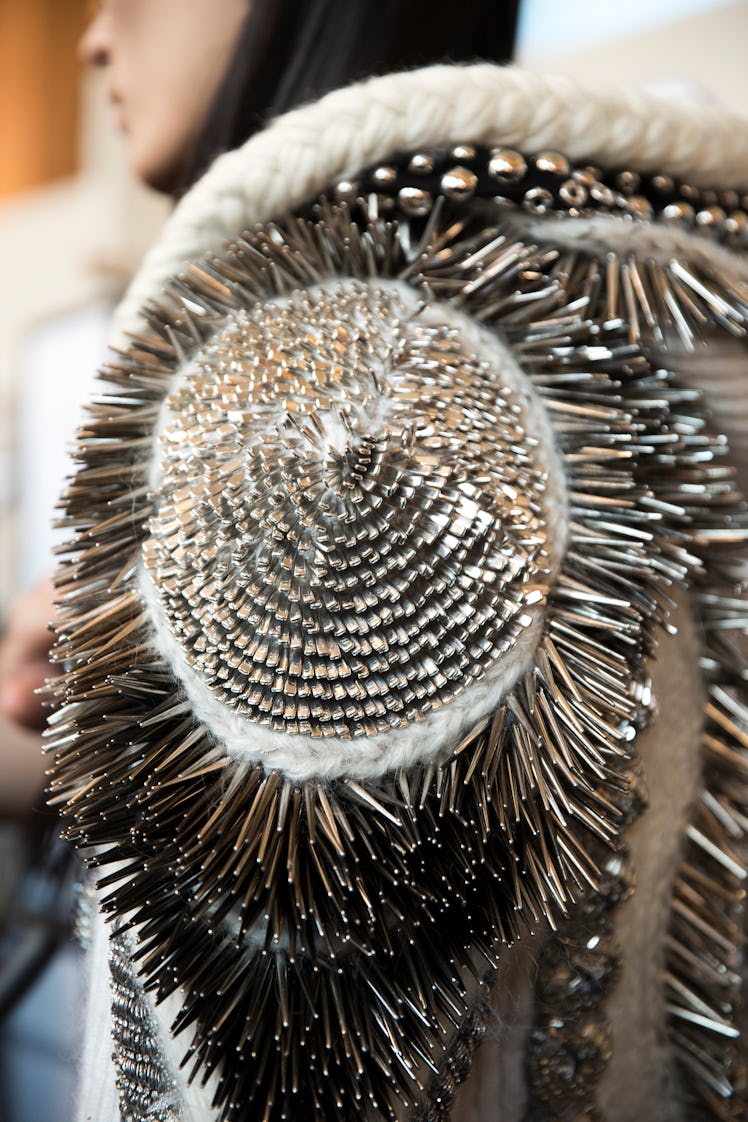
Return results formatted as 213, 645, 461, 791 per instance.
113, 62, 748, 344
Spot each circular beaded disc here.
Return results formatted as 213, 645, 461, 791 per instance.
141, 279, 563, 763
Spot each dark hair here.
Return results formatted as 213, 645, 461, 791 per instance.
178, 0, 520, 193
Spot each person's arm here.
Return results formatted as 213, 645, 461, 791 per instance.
0, 714, 48, 814
0, 576, 56, 814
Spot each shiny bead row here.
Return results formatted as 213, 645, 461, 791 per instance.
334, 145, 748, 244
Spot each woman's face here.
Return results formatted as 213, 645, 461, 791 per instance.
79, 0, 249, 193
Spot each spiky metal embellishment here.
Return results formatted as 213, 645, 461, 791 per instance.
48, 183, 747, 1122
140, 279, 562, 768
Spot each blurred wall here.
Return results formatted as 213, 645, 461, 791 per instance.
0, 21, 168, 608
0, 0, 87, 198
517, 0, 748, 112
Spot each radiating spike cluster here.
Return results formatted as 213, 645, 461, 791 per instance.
47, 175, 748, 1122
547, 245, 748, 352
512, 233, 748, 1119
665, 608, 748, 1120
143, 280, 552, 742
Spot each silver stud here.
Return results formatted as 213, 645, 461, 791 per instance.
626, 195, 653, 220
696, 205, 726, 229
572, 168, 597, 188
398, 185, 433, 215
662, 200, 695, 224
534, 150, 570, 177
488, 148, 527, 182
725, 210, 748, 238
408, 152, 435, 175
523, 186, 554, 214
371, 165, 397, 187
334, 179, 358, 202
590, 182, 615, 208
559, 179, 588, 209
450, 144, 476, 161
440, 166, 478, 200
616, 169, 641, 194
651, 174, 674, 194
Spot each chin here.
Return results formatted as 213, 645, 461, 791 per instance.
132, 149, 184, 196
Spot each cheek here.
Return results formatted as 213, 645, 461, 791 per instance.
116, 2, 247, 187
113, 62, 202, 188
124, 107, 204, 195
122, 31, 239, 185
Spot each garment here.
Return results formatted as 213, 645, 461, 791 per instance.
50, 64, 748, 1122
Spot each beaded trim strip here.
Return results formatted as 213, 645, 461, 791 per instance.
109, 930, 180, 1122
413, 1005, 490, 1122
334, 145, 748, 245
525, 836, 636, 1120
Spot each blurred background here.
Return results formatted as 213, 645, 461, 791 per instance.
0, 1, 746, 1119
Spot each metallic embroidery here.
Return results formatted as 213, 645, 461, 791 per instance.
110, 930, 180, 1122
